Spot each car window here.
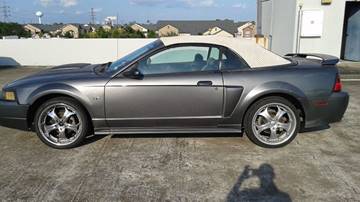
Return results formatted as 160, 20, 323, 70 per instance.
107, 40, 163, 73
138, 46, 221, 75
209, 47, 220, 60
150, 46, 208, 64
221, 49, 249, 70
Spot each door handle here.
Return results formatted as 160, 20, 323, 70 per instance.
197, 81, 213, 86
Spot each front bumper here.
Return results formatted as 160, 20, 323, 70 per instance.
0, 100, 29, 131
304, 92, 349, 129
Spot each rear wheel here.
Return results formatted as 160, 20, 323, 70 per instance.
244, 97, 300, 148
34, 97, 91, 149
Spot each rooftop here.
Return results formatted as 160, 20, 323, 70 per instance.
137, 20, 253, 34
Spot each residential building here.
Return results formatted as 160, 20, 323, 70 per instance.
61, 24, 80, 38
23, 24, 42, 35
81, 24, 97, 33
158, 24, 180, 37
156, 20, 240, 36
101, 24, 112, 31
131, 20, 256, 38
24, 23, 80, 38
237, 22, 256, 38
257, 0, 360, 61
203, 27, 234, 37
131, 23, 148, 33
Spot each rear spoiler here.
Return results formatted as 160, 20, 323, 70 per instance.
285, 53, 339, 65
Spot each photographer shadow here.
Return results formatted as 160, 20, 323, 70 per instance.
226, 164, 292, 202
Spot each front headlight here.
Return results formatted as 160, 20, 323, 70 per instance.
3, 91, 16, 101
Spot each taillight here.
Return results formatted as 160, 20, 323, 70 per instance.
333, 74, 342, 92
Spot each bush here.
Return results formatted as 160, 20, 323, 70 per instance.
63, 31, 73, 38
0, 22, 31, 38
147, 30, 157, 38
81, 26, 146, 38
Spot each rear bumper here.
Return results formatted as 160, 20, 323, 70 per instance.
304, 92, 349, 129
326, 92, 349, 123
0, 100, 29, 131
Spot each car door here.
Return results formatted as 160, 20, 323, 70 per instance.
105, 44, 224, 128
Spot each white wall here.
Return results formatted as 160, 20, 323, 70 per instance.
298, 0, 347, 57
258, 0, 353, 58
259, 0, 298, 55
0, 38, 155, 66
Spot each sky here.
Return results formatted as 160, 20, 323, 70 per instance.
2, 0, 256, 24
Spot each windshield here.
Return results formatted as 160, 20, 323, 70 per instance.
107, 40, 164, 73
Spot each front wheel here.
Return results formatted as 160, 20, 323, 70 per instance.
244, 97, 300, 148
34, 97, 91, 149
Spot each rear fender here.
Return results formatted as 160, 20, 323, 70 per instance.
229, 81, 309, 124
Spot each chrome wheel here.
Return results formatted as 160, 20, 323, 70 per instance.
251, 103, 297, 146
37, 103, 83, 146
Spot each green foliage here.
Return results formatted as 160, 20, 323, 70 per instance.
111, 29, 121, 38
162, 31, 179, 37
0, 22, 31, 38
80, 26, 146, 38
63, 31, 73, 38
147, 30, 157, 38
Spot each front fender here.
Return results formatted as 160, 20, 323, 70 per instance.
25, 83, 94, 117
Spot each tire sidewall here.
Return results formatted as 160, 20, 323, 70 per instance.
244, 97, 300, 148
34, 97, 90, 149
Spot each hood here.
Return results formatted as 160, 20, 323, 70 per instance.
4, 63, 100, 89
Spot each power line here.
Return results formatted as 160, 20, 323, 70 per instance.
0, 1, 11, 22
90, 8, 96, 24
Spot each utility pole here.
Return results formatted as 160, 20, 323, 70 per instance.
90, 8, 96, 24
0, 1, 10, 22
116, 12, 119, 26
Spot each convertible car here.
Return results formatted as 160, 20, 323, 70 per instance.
0, 36, 349, 149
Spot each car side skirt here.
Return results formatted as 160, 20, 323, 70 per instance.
93, 127, 242, 135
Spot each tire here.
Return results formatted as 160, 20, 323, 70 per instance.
34, 97, 91, 149
244, 96, 300, 148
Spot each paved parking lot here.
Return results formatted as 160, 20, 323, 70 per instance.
0, 67, 359, 201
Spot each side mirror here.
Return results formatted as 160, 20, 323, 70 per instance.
124, 68, 144, 80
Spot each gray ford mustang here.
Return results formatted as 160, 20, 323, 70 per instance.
0, 36, 349, 149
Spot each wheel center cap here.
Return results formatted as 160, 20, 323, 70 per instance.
270, 121, 276, 127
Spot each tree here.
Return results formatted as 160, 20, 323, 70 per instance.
63, 31, 73, 38
111, 28, 121, 38
0, 22, 31, 38
96, 27, 110, 38
162, 31, 178, 37
79, 25, 146, 39
147, 30, 157, 38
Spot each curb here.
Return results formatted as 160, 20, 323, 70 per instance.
341, 74, 360, 82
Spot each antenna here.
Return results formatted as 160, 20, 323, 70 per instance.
0, 1, 11, 22
36, 11, 43, 24
90, 8, 96, 24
